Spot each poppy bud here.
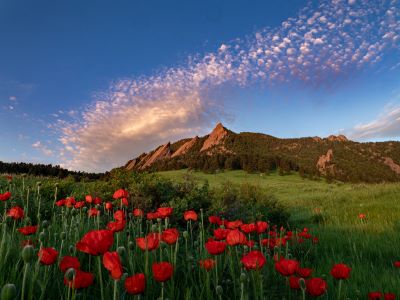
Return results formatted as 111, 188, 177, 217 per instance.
60, 232, 66, 240
95, 204, 100, 210
128, 241, 135, 250
21, 245, 35, 263
37, 182, 42, 186
240, 273, 247, 283
117, 246, 126, 257
299, 278, 306, 290
82, 207, 88, 212
151, 224, 158, 232
1, 283, 17, 300
24, 217, 31, 224
216, 286, 223, 295
65, 268, 76, 281
42, 220, 49, 229
183, 231, 189, 239
55, 182, 59, 187
69, 245, 74, 254
39, 231, 46, 242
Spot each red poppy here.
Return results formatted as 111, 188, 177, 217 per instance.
125, 273, 146, 295
7, 206, 24, 220
152, 262, 173, 282
275, 259, 299, 277
76, 230, 114, 256
74, 201, 85, 209
289, 276, 301, 290
136, 233, 160, 251
262, 237, 287, 249
5, 175, 12, 182
114, 210, 126, 221
208, 215, 222, 225
199, 259, 215, 271
38, 247, 59, 265
384, 293, 396, 300
113, 189, 129, 199
225, 220, 243, 229
184, 210, 198, 221
247, 240, 255, 248
213, 228, 230, 240
18, 225, 38, 236
88, 208, 100, 217
0, 191, 11, 201
359, 213, 366, 219
241, 250, 266, 270
133, 208, 144, 217
107, 220, 126, 232
85, 195, 93, 204
226, 229, 247, 246
64, 270, 94, 289
156, 207, 173, 219
147, 212, 160, 220
56, 199, 65, 207
240, 223, 257, 234
93, 197, 102, 205
105, 202, 113, 211
119, 198, 129, 207
368, 292, 383, 300
306, 278, 327, 297
205, 240, 227, 255
103, 251, 123, 280
312, 237, 319, 244
59, 256, 80, 273
297, 267, 313, 278
161, 228, 179, 245
256, 221, 268, 234
394, 261, 400, 268
330, 263, 351, 280
65, 197, 76, 208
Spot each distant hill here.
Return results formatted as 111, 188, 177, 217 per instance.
124, 123, 400, 183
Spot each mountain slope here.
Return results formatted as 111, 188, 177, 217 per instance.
124, 123, 400, 183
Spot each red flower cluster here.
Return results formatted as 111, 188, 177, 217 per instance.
136, 233, 160, 251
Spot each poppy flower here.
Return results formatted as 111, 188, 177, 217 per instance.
136, 233, 160, 251
306, 278, 327, 297
18, 225, 38, 236
133, 208, 144, 217
59, 256, 80, 273
76, 230, 114, 256
161, 228, 179, 245
103, 251, 123, 280
297, 267, 313, 278
394, 261, 400, 268
152, 262, 173, 282
241, 250, 266, 270
125, 273, 146, 295
262, 237, 287, 249
114, 210, 126, 221
199, 259, 215, 271
113, 189, 129, 199
88, 208, 100, 217
330, 263, 351, 280
65, 197, 76, 208
256, 221, 268, 234
213, 228, 230, 240
289, 276, 301, 290
119, 198, 129, 207
55, 199, 65, 207
64, 270, 94, 289
275, 259, 299, 277
147, 212, 160, 220
184, 210, 198, 221
93, 197, 102, 205
247, 240, 255, 248
312, 237, 319, 244
38, 247, 59, 265
208, 215, 222, 225
225, 220, 243, 229
205, 240, 227, 255
85, 195, 93, 204
0, 191, 11, 201
368, 292, 383, 300
226, 229, 247, 246
384, 293, 396, 300
74, 201, 85, 209
105, 202, 113, 211
156, 207, 173, 219
7, 206, 24, 220
107, 220, 126, 232
359, 213, 366, 219
240, 223, 257, 234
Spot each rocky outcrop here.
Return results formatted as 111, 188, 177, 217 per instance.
326, 135, 348, 142
383, 157, 400, 174
316, 149, 334, 175
140, 143, 171, 169
171, 136, 199, 158
125, 159, 138, 171
200, 123, 228, 152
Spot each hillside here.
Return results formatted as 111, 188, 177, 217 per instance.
124, 123, 400, 183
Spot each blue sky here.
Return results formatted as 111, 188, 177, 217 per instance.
0, 0, 399, 171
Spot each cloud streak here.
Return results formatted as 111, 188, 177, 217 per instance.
56, 0, 400, 171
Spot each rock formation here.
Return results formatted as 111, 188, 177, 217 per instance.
316, 149, 334, 175
200, 123, 228, 152
171, 136, 199, 158
383, 157, 400, 174
140, 143, 171, 170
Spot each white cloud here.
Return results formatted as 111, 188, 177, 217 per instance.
55, 0, 400, 171
32, 141, 54, 157
9, 96, 17, 101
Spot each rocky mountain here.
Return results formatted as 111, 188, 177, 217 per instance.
124, 123, 400, 183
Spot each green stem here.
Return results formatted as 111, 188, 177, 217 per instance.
97, 256, 105, 300
21, 263, 29, 300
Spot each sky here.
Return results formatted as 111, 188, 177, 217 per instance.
0, 0, 400, 172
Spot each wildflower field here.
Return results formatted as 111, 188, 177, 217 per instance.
0, 171, 399, 299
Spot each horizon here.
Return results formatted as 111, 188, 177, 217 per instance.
1, 0, 400, 172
